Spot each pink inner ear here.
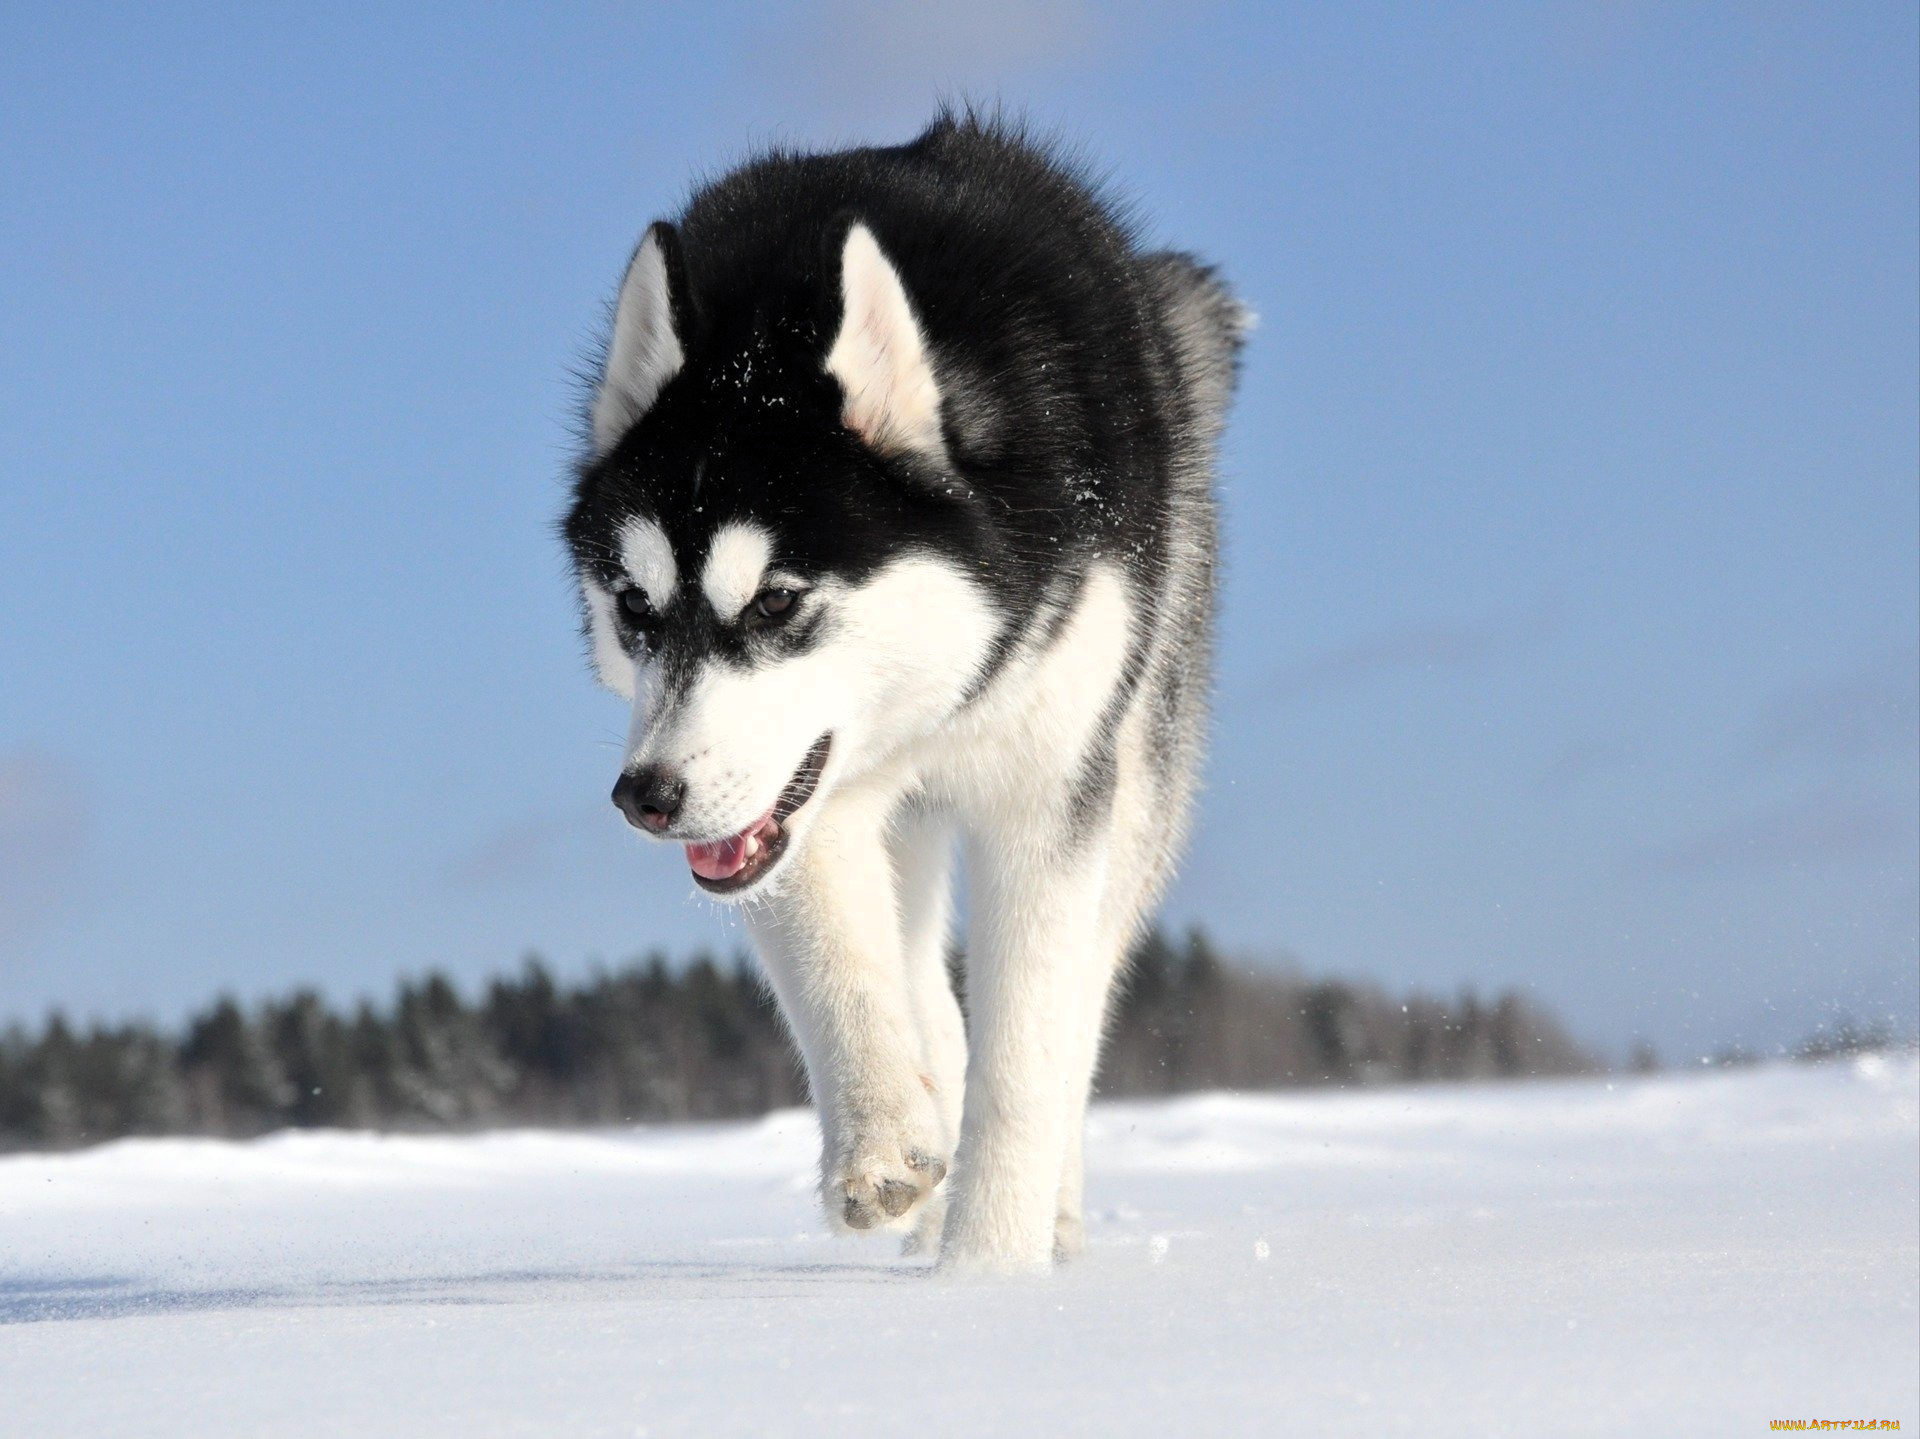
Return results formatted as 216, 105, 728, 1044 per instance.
826, 225, 947, 461
594, 229, 685, 454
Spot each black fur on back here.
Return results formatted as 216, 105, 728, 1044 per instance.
564, 110, 1244, 719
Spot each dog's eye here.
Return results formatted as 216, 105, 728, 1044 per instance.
750, 588, 798, 622
617, 588, 655, 626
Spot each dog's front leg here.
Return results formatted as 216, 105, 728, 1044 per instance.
744, 787, 950, 1234
939, 824, 1109, 1273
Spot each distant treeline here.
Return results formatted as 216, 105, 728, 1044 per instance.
0, 930, 1603, 1152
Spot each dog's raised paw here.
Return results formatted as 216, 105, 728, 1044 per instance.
835, 1143, 948, 1231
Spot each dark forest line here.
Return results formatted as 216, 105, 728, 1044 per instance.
0, 929, 1607, 1151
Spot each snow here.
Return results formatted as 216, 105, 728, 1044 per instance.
2, 1059, 1915, 1436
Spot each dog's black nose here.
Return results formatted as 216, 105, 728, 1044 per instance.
612, 766, 686, 833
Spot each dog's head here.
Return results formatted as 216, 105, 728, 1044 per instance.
564, 220, 997, 898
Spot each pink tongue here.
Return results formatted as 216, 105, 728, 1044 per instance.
686, 811, 775, 882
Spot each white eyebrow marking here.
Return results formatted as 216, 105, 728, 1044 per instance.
617, 516, 676, 608
701, 521, 774, 617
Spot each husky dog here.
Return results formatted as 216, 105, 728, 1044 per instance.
563, 114, 1243, 1271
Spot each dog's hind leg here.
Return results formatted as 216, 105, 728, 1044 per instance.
1050, 930, 1128, 1262
1051, 878, 1161, 1260
939, 820, 1112, 1273
888, 805, 966, 1256
745, 785, 950, 1235
1053, 700, 1197, 1262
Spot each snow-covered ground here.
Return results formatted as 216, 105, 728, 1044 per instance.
2, 1059, 1914, 1437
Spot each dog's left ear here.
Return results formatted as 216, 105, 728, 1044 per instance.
592, 222, 689, 456
825, 223, 948, 462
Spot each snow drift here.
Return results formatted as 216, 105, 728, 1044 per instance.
1, 1058, 1914, 1436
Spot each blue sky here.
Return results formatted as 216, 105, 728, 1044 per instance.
2, 2, 1914, 1059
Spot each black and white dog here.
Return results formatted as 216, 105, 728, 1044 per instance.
564, 114, 1244, 1271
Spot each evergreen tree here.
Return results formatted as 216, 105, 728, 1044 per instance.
0, 930, 1605, 1151
181, 997, 295, 1132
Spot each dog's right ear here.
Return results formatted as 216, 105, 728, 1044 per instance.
591, 222, 689, 456
825, 222, 948, 464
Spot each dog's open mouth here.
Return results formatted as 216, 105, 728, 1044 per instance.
686, 735, 832, 894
